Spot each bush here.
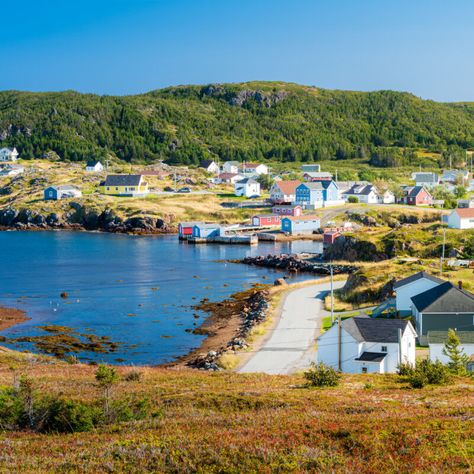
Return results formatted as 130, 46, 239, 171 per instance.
123, 370, 142, 382
40, 398, 98, 433
407, 359, 451, 388
304, 363, 341, 387
348, 196, 359, 204
397, 363, 414, 376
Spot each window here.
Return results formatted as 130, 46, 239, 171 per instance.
361, 367, 367, 374
381, 346, 388, 352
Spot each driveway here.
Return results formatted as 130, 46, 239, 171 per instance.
239, 280, 346, 375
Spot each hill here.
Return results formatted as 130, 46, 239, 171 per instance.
1, 81, 474, 166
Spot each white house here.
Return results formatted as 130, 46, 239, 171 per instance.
240, 163, 268, 175
428, 331, 474, 368
441, 169, 469, 184
217, 172, 244, 184
199, 160, 220, 175
380, 190, 395, 204
0, 147, 19, 162
85, 160, 104, 172
411, 172, 440, 188
0, 164, 24, 176
222, 161, 240, 174
393, 271, 445, 316
301, 164, 321, 173
234, 178, 261, 198
317, 316, 416, 374
269, 180, 301, 204
343, 184, 379, 204
44, 185, 82, 201
447, 208, 474, 229
456, 198, 474, 209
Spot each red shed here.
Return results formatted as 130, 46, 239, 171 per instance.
252, 214, 281, 227
323, 231, 341, 245
178, 221, 203, 239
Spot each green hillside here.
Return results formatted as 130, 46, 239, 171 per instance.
1, 81, 474, 166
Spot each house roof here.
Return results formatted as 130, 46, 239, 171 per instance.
411, 281, 474, 313
242, 163, 264, 169
199, 160, 216, 169
86, 160, 101, 167
342, 316, 413, 343
253, 214, 280, 219
299, 180, 334, 190
194, 223, 221, 229
304, 172, 333, 178
102, 175, 143, 186
413, 172, 439, 182
223, 161, 239, 166
403, 185, 430, 197
454, 208, 474, 219
393, 271, 445, 290
284, 215, 320, 221
428, 331, 474, 344
354, 352, 387, 362
343, 184, 377, 196
0, 147, 17, 153
236, 178, 257, 184
272, 204, 302, 209
218, 172, 239, 179
274, 180, 301, 195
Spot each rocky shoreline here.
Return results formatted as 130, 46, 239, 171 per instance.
240, 254, 357, 275
0, 205, 175, 234
0, 306, 30, 332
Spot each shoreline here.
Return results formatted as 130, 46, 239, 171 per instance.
0, 306, 30, 333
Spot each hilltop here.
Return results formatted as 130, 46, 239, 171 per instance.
1, 81, 474, 166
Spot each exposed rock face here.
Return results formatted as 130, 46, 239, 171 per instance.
323, 235, 388, 262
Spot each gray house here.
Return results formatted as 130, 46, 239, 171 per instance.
411, 281, 474, 345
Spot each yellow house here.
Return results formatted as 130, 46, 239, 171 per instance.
99, 174, 149, 196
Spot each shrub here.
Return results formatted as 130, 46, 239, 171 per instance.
407, 359, 451, 388
348, 196, 359, 204
304, 363, 341, 387
398, 363, 414, 376
40, 398, 98, 433
123, 370, 142, 382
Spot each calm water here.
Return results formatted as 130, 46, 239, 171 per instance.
0, 231, 322, 364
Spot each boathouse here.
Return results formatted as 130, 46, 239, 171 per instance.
251, 214, 281, 227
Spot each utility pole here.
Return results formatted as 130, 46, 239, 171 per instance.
440, 227, 446, 276
330, 264, 334, 325
174, 173, 177, 192
337, 313, 342, 371
335, 169, 338, 182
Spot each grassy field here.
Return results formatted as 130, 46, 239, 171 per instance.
0, 348, 472, 473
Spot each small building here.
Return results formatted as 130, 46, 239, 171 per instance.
272, 204, 303, 217
199, 160, 220, 175
44, 185, 82, 201
222, 161, 240, 174
0, 164, 24, 176
323, 231, 341, 245
296, 180, 340, 208
428, 331, 474, 368
393, 271, 445, 316
85, 160, 104, 172
0, 147, 19, 162
281, 215, 320, 235
301, 164, 321, 173
217, 172, 243, 184
447, 208, 474, 229
192, 223, 221, 238
303, 171, 333, 181
411, 172, 440, 188
240, 163, 268, 175
251, 214, 281, 227
398, 186, 433, 206
269, 180, 301, 204
456, 198, 474, 209
234, 178, 260, 198
411, 281, 474, 345
317, 316, 417, 374
178, 221, 203, 239
343, 184, 379, 204
99, 175, 149, 196
441, 169, 469, 184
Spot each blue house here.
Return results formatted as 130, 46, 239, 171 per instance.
192, 223, 221, 238
281, 215, 321, 235
295, 180, 339, 208
44, 185, 82, 201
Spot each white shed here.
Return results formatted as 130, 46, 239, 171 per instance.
447, 208, 474, 229
428, 331, 474, 367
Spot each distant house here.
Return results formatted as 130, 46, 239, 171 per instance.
303, 171, 333, 181
0, 164, 24, 176
301, 164, 321, 173
217, 172, 243, 184
281, 215, 320, 234
251, 214, 281, 227
272, 204, 303, 217
222, 161, 240, 174
296, 181, 340, 208
428, 331, 474, 369
441, 169, 469, 184
343, 184, 379, 204
447, 208, 474, 229
269, 180, 301, 204
178, 221, 203, 239
317, 316, 417, 374
234, 178, 260, 198
411, 172, 440, 188
456, 198, 474, 209
44, 185, 82, 201
99, 175, 149, 196
393, 271, 445, 316
411, 281, 474, 345
0, 147, 19, 162
398, 186, 433, 206
192, 223, 221, 238
199, 160, 220, 175
240, 163, 268, 175
85, 160, 104, 172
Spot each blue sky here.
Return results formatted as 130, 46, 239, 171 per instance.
1, 0, 473, 101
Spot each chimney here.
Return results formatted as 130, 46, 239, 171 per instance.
458, 281, 463, 290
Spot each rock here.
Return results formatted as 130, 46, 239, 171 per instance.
274, 278, 288, 286
0, 186, 12, 195
0, 208, 18, 226
60, 292, 68, 299
46, 213, 61, 227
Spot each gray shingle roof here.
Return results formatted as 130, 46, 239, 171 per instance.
236, 178, 257, 184
355, 352, 387, 362
411, 282, 474, 313
428, 330, 474, 344
393, 271, 445, 290
102, 175, 143, 186
343, 184, 376, 196
342, 316, 412, 343
199, 160, 216, 169
403, 185, 430, 197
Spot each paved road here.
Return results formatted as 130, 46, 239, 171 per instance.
239, 280, 346, 375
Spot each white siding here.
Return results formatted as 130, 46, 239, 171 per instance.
429, 343, 474, 364
396, 278, 442, 313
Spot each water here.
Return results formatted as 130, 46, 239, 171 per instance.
0, 231, 322, 364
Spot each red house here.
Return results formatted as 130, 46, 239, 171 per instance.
252, 214, 281, 227
272, 204, 303, 216
178, 221, 203, 239
398, 186, 433, 206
